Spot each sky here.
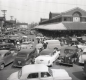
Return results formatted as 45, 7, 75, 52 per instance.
0, 0, 86, 24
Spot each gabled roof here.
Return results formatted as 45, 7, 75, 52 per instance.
61, 7, 86, 16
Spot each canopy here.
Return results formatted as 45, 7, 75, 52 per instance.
34, 23, 67, 30
34, 22, 86, 30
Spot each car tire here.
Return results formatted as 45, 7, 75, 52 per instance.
0, 63, 5, 70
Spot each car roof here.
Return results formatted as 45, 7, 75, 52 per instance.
40, 49, 53, 54
0, 43, 13, 45
65, 46, 77, 50
18, 49, 34, 54
22, 64, 48, 75
0, 50, 10, 55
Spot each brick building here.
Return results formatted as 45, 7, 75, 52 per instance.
34, 7, 86, 37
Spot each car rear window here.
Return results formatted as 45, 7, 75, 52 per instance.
17, 53, 27, 57
64, 49, 74, 54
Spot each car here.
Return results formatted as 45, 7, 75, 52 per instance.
7, 64, 72, 80
44, 40, 61, 49
58, 46, 78, 66
12, 49, 36, 67
83, 60, 86, 76
20, 42, 33, 49
77, 43, 86, 50
0, 43, 19, 51
78, 48, 86, 64
0, 50, 15, 70
35, 48, 60, 66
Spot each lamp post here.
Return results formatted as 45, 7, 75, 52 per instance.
1, 10, 7, 34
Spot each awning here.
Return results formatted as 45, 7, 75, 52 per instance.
63, 22, 86, 30
34, 23, 67, 30
34, 22, 86, 30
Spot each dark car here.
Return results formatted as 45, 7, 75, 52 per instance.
0, 43, 18, 51
83, 60, 86, 76
58, 46, 78, 66
12, 48, 36, 67
0, 50, 15, 70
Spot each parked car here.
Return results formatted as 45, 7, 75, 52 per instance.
57, 46, 78, 66
78, 48, 86, 64
7, 64, 72, 80
44, 40, 61, 49
35, 48, 60, 66
83, 60, 86, 76
0, 50, 15, 70
0, 43, 19, 51
12, 48, 36, 67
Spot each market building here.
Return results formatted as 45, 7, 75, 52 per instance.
34, 7, 86, 37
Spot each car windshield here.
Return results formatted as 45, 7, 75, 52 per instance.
0, 45, 10, 50
17, 53, 27, 57
40, 52, 51, 56
64, 49, 74, 54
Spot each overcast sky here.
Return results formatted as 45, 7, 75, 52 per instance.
0, 0, 86, 24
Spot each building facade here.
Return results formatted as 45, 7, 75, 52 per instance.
34, 7, 86, 37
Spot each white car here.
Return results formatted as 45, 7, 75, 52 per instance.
35, 49, 60, 66
77, 44, 86, 50
7, 64, 72, 80
79, 48, 86, 64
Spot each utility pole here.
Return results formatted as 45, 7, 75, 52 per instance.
1, 10, 7, 19
1, 10, 7, 34
10, 16, 13, 20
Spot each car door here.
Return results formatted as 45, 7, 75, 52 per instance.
27, 72, 40, 80
4, 51, 13, 65
40, 72, 53, 80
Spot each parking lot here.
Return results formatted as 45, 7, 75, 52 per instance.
0, 62, 85, 80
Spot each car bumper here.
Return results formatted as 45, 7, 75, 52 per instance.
58, 60, 73, 66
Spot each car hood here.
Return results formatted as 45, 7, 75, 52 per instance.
7, 71, 18, 80
35, 56, 51, 61
51, 69, 72, 79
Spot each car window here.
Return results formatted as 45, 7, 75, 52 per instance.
4, 52, 11, 57
27, 73, 38, 79
41, 72, 51, 78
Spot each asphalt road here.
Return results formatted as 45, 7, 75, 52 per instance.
0, 62, 85, 80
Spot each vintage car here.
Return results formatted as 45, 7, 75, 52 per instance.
58, 46, 78, 66
0, 43, 17, 51
35, 49, 60, 66
0, 50, 15, 70
78, 48, 86, 64
7, 64, 72, 80
83, 60, 86, 76
20, 42, 33, 49
12, 49, 36, 67
44, 40, 61, 49
77, 43, 86, 50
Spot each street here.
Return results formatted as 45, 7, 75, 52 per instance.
0, 62, 85, 80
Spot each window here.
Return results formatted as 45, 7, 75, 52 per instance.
27, 73, 38, 79
41, 72, 51, 78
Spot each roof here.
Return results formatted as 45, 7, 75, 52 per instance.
61, 7, 86, 16
34, 23, 67, 30
65, 46, 77, 50
0, 50, 9, 55
34, 22, 86, 30
18, 49, 34, 54
22, 64, 48, 75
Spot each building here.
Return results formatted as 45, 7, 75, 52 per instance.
34, 7, 86, 37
